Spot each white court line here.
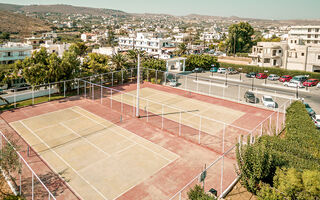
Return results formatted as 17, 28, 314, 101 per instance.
71, 107, 177, 163
33, 116, 83, 132
19, 120, 109, 200
59, 122, 111, 157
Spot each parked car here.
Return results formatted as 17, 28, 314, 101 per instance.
227, 68, 239, 74
262, 95, 276, 108
317, 82, 320, 88
267, 74, 280, 81
217, 68, 227, 74
256, 73, 268, 79
246, 72, 256, 78
283, 80, 304, 88
210, 67, 219, 73
279, 75, 292, 82
192, 68, 205, 73
292, 75, 308, 83
312, 115, 320, 129
244, 91, 256, 103
304, 103, 316, 116
303, 79, 319, 87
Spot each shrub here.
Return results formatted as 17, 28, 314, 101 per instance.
187, 185, 216, 200
185, 55, 220, 71
219, 63, 320, 79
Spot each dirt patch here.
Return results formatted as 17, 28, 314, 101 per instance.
0, 174, 14, 198
224, 182, 256, 200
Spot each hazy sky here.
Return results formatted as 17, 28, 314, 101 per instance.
1, 0, 320, 20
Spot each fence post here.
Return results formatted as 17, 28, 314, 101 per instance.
64, 81, 66, 98
221, 155, 224, 195
222, 86, 225, 98
92, 83, 94, 100
49, 83, 51, 101
222, 123, 225, 153
19, 157, 22, 195
209, 79, 212, 95
109, 89, 112, 108
100, 85, 103, 104
283, 105, 286, 127
147, 100, 149, 122
84, 82, 87, 99
185, 75, 188, 90
14, 89, 16, 108
196, 78, 199, 92
179, 111, 182, 136
198, 116, 202, 144
260, 123, 263, 136
269, 115, 272, 135
100, 74, 103, 85
161, 104, 164, 129
155, 70, 158, 84
121, 69, 124, 84
121, 93, 123, 113
77, 79, 80, 95
112, 72, 114, 86
32, 173, 34, 200
32, 86, 35, 105
276, 109, 280, 135
238, 85, 241, 102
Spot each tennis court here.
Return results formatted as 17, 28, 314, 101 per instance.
9, 106, 179, 200
112, 87, 246, 136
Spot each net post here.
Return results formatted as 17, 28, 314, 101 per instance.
238, 85, 241, 102
19, 156, 21, 195
49, 83, 51, 101
198, 116, 202, 144
64, 81, 66, 98
146, 100, 149, 122
161, 104, 164, 129
179, 111, 182, 136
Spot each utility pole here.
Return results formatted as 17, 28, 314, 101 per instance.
136, 53, 140, 117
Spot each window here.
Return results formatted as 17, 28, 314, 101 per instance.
308, 34, 311, 38
264, 58, 270, 63
316, 28, 319, 32
318, 55, 320, 60
301, 53, 305, 56
315, 35, 318, 38
19, 51, 24, 56
307, 41, 310, 43
308, 28, 312, 32
279, 50, 282, 53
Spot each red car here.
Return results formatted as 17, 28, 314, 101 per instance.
279, 75, 292, 82
256, 73, 268, 79
303, 79, 319, 87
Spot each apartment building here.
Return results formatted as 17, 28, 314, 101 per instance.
40, 40, 71, 57
288, 26, 320, 45
200, 32, 222, 43
0, 42, 32, 65
173, 33, 190, 43
249, 41, 320, 72
118, 33, 174, 57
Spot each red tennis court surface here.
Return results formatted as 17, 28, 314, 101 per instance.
0, 81, 277, 200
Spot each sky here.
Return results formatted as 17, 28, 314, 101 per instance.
1, 0, 320, 20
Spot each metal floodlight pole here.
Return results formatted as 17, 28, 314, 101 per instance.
136, 54, 141, 118
251, 78, 254, 91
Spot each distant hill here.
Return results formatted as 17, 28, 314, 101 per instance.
20, 4, 128, 17
0, 3, 23, 12
0, 10, 52, 35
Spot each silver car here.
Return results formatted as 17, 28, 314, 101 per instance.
267, 74, 280, 81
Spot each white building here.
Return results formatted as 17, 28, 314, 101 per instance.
40, 41, 71, 57
119, 33, 174, 57
92, 47, 120, 56
173, 33, 190, 44
0, 42, 32, 64
249, 41, 320, 72
200, 32, 222, 43
288, 26, 320, 45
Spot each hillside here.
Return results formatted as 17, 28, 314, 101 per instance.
0, 3, 23, 11
20, 4, 128, 17
0, 10, 52, 35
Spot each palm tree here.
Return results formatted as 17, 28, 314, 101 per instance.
176, 43, 188, 56
111, 53, 128, 70
127, 49, 146, 65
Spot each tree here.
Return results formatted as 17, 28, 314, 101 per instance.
176, 43, 188, 56
69, 42, 88, 57
185, 55, 219, 71
187, 185, 216, 200
111, 53, 128, 70
142, 58, 166, 71
107, 30, 116, 47
82, 53, 110, 75
127, 49, 146, 67
226, 22, 254, 54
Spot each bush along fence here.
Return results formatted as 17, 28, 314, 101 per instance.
219, 62, 320, 79
236, 101, 320, 199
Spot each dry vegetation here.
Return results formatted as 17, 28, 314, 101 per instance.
0, 10, 52, 35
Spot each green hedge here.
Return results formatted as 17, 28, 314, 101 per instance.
219, 62, 320, 79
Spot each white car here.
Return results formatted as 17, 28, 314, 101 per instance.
262, 95, 276, 108
312, 115, 320, 129
217, 68, 227, 74
283, 80, 304, 88
267, 74, 280, 81
169, 80, 177, 87
317, 82, 320, 88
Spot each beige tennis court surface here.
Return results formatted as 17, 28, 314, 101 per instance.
112, 87, 246, 135
10, 106, 179, 200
